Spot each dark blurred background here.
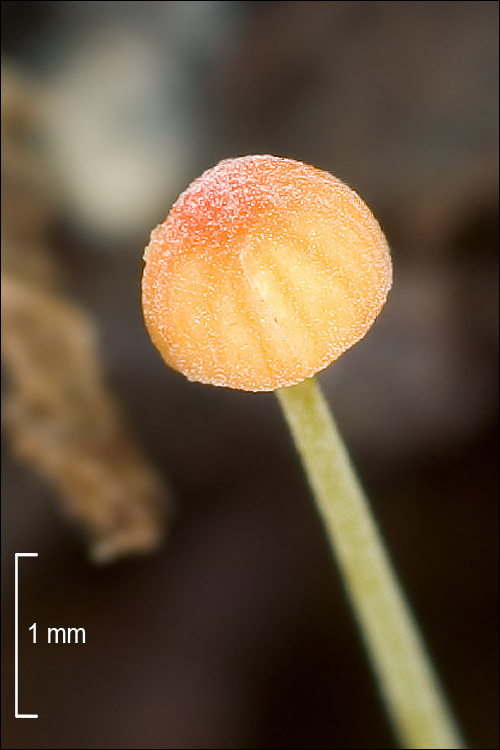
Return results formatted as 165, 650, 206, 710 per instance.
1, 2, 498, 748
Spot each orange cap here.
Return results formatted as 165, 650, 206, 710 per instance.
142, 155, 392, 391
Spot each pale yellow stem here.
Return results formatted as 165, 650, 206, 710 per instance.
276, 376, 465, 750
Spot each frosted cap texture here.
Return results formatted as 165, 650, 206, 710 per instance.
141, 155, 392, 391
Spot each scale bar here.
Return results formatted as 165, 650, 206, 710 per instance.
15, 553, 38, 719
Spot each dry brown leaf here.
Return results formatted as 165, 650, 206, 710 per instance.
2, 61, 169, 561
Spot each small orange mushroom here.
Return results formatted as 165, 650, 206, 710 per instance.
140, 158, 466, 749
141, 155, 392, 391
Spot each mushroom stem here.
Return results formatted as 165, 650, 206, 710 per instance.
276, 376, 465, 750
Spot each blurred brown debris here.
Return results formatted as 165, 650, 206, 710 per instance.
1, 64, 57, 287
1, 63, 168, 561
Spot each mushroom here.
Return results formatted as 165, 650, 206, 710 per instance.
141, 155, 463, 750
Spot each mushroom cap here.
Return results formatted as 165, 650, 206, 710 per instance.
141, 155, 392, 392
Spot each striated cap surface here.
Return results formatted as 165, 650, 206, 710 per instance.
142, 155, 392, 391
